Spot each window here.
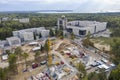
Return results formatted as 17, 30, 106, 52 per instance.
79, 30, 86, 35
67, 28, 73, 33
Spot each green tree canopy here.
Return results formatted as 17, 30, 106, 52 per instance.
22, 52, 29, 69
108, 64, 120, 80
110, 39, 120, 64
8, 54, 18, 74
70, 32, 75, 40
76, 62, 86, 79
0, 68, 9, 80
49, 29, 55, 37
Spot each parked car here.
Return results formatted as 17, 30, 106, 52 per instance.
61, 61, 64, 65
40, 60, 47, 65
32, 63, 38, 69
23, 69, 27, 72
66, 53, 71, 56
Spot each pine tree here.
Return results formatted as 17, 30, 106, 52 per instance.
44, 38, 52, 66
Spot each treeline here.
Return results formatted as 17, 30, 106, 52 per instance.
0, 13, 120, 39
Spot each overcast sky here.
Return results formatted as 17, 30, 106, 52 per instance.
0, 0, 120, 13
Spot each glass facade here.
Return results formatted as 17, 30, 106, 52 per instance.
79, 30, 86, 35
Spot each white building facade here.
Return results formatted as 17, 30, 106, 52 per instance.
13, 27, 50, 42
57, 15, 67, 30
66, 21, 107, 37
19, 18, 29, 23
20, 32, 34, 42
6, 37, 21, 47
41, 30, 50, 38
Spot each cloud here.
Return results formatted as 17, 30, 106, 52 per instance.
0, 0, 120, 12
0, 0, 87, 4
0, 1, 9, 4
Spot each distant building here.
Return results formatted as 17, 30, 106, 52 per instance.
1, 17, 9, 21
19, 18, 29, 23
6, 37, 21, 47
12, 18, 19, 21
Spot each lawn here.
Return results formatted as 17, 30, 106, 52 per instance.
91, 37, 120, 45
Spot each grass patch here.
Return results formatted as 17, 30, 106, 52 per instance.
91, 37, 120, 45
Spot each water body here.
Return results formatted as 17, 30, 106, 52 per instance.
36, 10, 74, 13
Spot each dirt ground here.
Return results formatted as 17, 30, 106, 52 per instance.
94, 43, 110, 51
56, 39, 74, 51
10, 43, 47, 80
13, 65, 46, 80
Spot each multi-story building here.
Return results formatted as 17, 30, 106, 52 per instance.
57, 16, 107, 37
12, 18, 19, 21
67, 21, 107, 37
21, 32, 34, 42
13, 27, 50, 42
0, 27, 50, 50
57, 15, 67, 30
19, 18, 29, 23
1, 17, 9, 21
6, 37, 21, 47
41, 30, 50, 38
0, 40, 11, 50
0, 41, 4, 48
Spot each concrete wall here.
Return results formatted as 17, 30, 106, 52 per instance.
6, 37, 21, 47
19, 18, 29, 23
41, 30, 50, 38
21, 32, 34, 42
67, 21, 107, 36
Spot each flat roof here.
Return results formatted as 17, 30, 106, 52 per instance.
67, 20, 107, 28
98, 64, 109, 69
29, 42, 38, 45
32, 47, 41, 51
6, 37, 20, 40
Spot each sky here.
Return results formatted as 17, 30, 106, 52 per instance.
0, 0, 120, 13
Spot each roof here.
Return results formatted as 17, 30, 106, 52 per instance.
32, 47, 41, 51
6, 37, 20, 41
67, 20, 107, 28
110, 63, 115, 67
101, 59, 109, 63
2, 54, 8, 60
29, 42, 38, 45
98, 64, 109, 69
13, 27, 45, 33
56, 71, 66, 79
0, 40, 9, 48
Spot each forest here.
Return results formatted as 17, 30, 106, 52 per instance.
0, 13, 120, 39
